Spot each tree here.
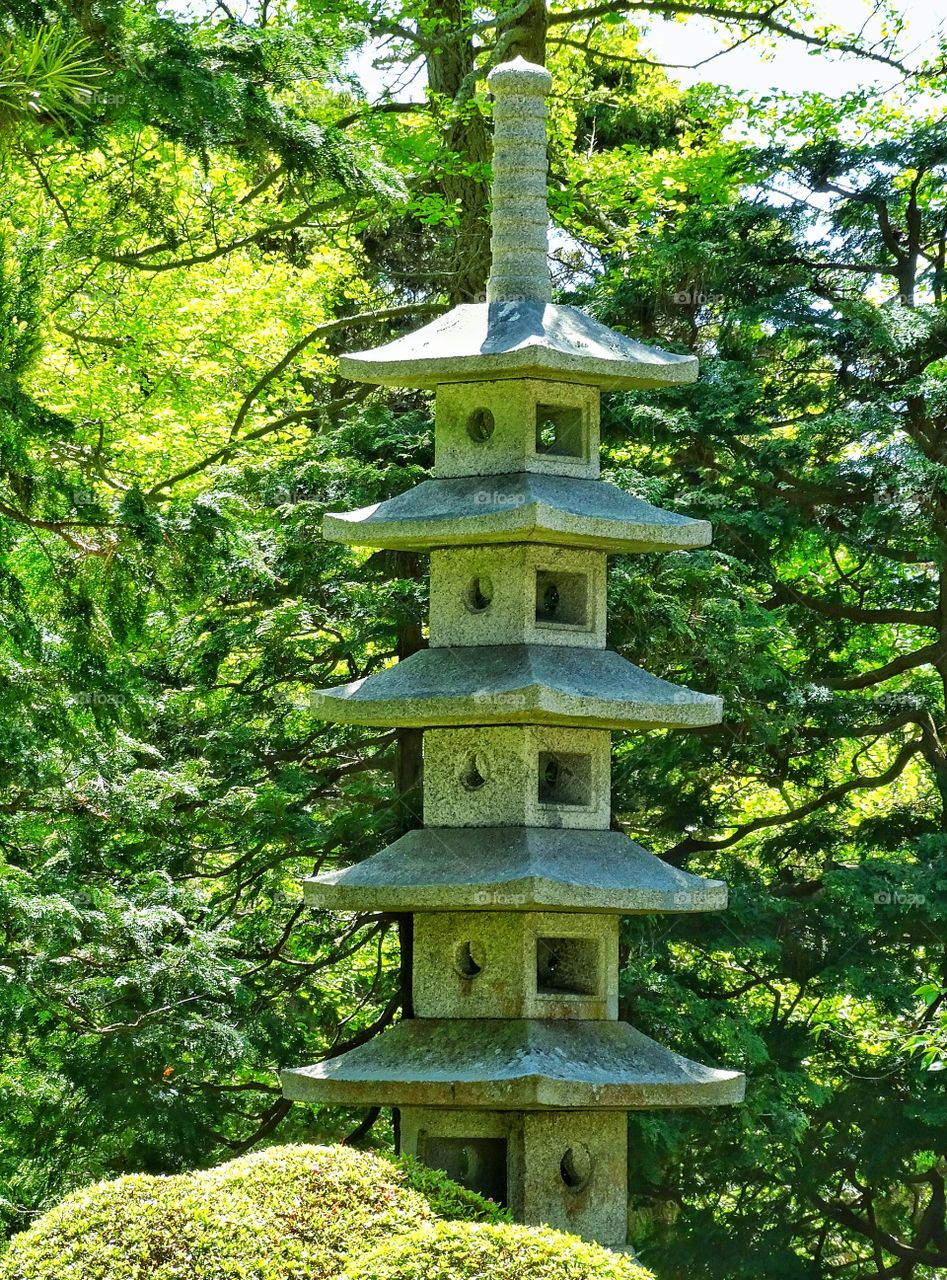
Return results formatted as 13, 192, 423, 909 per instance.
1, 4, 946, 1279
575, 80, 947, 1280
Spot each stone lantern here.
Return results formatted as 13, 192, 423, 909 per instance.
282, 58, 744, 1250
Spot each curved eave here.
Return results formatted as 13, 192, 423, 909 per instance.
310, 644, 722, 731
282, 1018, 745, 1111
339, 302, 698, 390
322, 473, 711, 554
303, 827, 727, 914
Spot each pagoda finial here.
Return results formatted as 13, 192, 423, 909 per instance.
486, 57, 553, 305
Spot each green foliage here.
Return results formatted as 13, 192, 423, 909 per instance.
345, 1221, 653, 1280
0, 25, 101, 137
0, 3, 946, 1279
0, 1144, 518, 1280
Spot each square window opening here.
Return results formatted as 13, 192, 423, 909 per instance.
419, 1134, 508, 1206
535, 404, 586, 459
537, 752, 592, 807
536, 936, 599, 997
535, 570, 588, 628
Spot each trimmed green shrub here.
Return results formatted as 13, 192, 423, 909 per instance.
0, 1144, 503, 1280
346, 1220, 653, 1280
0, 1144, 653, 1280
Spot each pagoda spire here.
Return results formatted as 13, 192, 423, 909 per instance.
486, 58, 553, 305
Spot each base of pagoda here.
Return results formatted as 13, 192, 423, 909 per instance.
281, 1018, 745, 1111
400, 1105, 628, 1246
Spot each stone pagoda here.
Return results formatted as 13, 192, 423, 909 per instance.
282, 58, 744, 1249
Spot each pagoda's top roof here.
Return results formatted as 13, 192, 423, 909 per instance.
281, 1017, 745, 1111
339, 300, 698, 390
323, 471, 710, 553
310, 644, 722, 730
303, 827, 727, 915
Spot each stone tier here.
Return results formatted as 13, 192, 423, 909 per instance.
414, 911, 620, 1021
339, 300, 698, 390
310, 644, 722, 730
324, 473, 709, 554
302, 827, 726, 914
282, 1018, 745, 1109
400, 1107, 629, 1246
430, 546, 608, 650
424, 725, 613, 828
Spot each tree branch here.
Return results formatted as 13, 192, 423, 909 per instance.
767, 581, 938, 627
228, 301, 444, 442
669, 738, 922, 856
826, 642, 942, 691
546, 2, 912, 74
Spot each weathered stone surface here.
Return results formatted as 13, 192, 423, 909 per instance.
302, 827, 728, 914
424, 726, 611, 829
280, 1018, 746, 1109
399, 1106, 629, 1245
413, 910, 618, 1020
522, 1110, 628, 1244
435, 380, 599, 480
322, 472, 711, 554
338, 300, 699, 390
429, 546, 607, 649
309, 644, 723, 730
486, 59, 553, 306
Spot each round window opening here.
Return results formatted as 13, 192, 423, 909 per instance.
467, 408, 495, 443
559, 1144, 593, 1192
460, 754, 487, 791
454, 941, 484, 979
465, 576, 493, 613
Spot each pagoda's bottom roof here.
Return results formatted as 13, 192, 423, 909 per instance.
282, 1019, 744, 1111
305, 827, 726, 914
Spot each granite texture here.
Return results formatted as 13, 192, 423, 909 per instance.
309, 644, 723, 730
434, 380, 599, 480
521, 1110, 628, 1244
413, 910, 618, 1020
301, 826, 728, 914
322, 472, 711, 553
399, 1106, 629, 1246
486, 60, 553, 304
281, 1017, 746, 1109
429, 545, 606, 649
423, 726, 611, 829
338, 301, 699, 390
